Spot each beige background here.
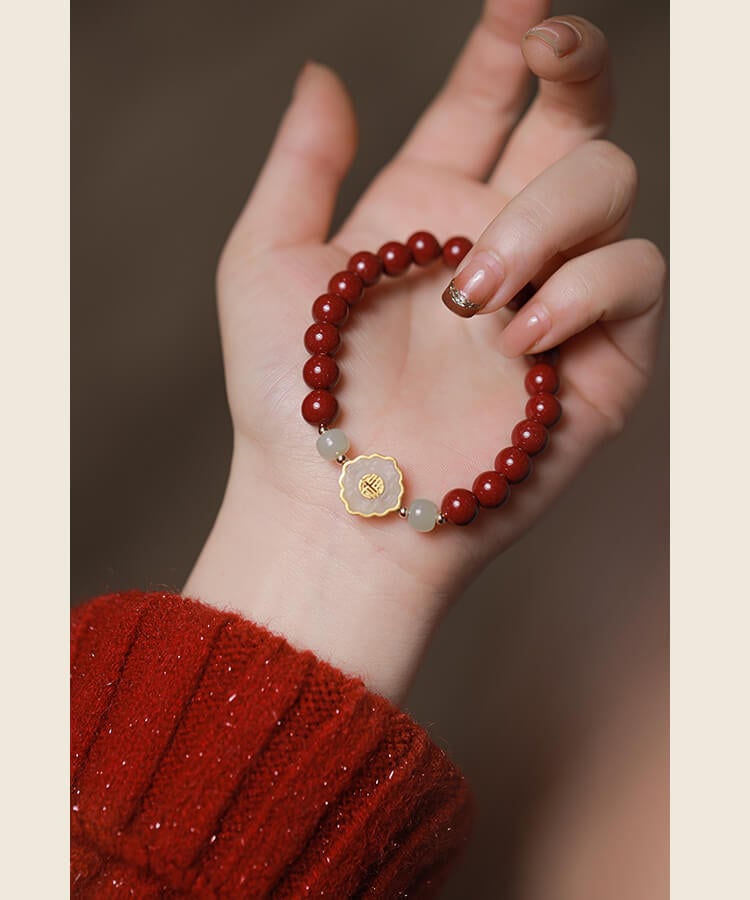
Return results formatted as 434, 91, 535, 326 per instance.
72, 1, 667, 896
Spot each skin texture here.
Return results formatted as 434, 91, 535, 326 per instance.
184, 2, 666, 704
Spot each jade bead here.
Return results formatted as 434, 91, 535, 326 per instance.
316, 428, 350, 461
407, 499, 438, 532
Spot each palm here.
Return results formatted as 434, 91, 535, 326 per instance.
217, 152, 645, 590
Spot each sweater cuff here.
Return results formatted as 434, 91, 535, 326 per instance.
71, 591, 473, 897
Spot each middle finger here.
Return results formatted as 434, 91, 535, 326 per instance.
441, 139, 638, 318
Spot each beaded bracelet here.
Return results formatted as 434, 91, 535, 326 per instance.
301, 232, 561, 532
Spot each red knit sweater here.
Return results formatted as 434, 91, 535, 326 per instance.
71, 592, 474, 897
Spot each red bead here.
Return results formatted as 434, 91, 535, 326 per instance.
303, 354, 340, 390
328, 270, 363, 304
312, 293, 349, 326
525, 363, 559, 395
442, 236, 472, 268
406, 231, 441, 266
525, 392, 562, 427
378, 241, 412, 276
348, 251, 383, 286
441, 488, 479, 526
495, 446, 532, 483
512, 419, 548, 455
472, 471, 509, 509
301, 389, 338, 427
304, 322, 340, 355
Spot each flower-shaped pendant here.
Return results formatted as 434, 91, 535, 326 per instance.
339, 454, 405, 517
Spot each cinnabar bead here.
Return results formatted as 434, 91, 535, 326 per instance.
442, 236, 472, 268
328, 270, 363, 304
406, 231, 441, 266
348, 251, 383, 286
472, 471, 509, 509
301, 389, 338, 427
303, 354, 340, 390
378, 241, 412, 276
526, 392, 562, 427
495, 446, 532, 483
525, 363, 559, 395
304, 322, 340, 355
512, 418, 548, 455
312, 293, 349, 326
441, 488, 479, 526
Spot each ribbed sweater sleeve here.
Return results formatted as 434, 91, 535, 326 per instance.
71, 591, 474, 898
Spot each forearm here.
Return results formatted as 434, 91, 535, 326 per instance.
184, 444, 448, 703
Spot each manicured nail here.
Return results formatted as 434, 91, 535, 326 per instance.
524, 19, 583, 58
441, 251, 504, 318
499, 304, 550, 357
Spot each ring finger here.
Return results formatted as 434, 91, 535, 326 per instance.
497, 238, 666, 364
441, 139, 638, 318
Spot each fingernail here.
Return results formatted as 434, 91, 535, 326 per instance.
524, 19, 583, 58
499, 304, 551, 357
441, 251, 504, 318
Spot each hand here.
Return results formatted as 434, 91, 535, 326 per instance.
185, 2, 666, 703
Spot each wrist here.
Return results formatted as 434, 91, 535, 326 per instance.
184, 442, 446, 703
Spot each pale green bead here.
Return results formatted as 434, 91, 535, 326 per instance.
316, 428, 350, 461
407, 499, 438, 532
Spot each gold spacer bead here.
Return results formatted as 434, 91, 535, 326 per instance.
318, 423, 329, 435
436, 513, 447, 526
335, 454, 348, 465
398, 506, 408, 518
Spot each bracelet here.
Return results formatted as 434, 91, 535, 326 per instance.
301, 232, 561, 532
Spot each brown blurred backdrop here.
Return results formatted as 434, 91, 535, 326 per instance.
72, 2, 668, 897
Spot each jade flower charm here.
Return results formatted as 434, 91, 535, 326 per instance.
339, 454, 404, 517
